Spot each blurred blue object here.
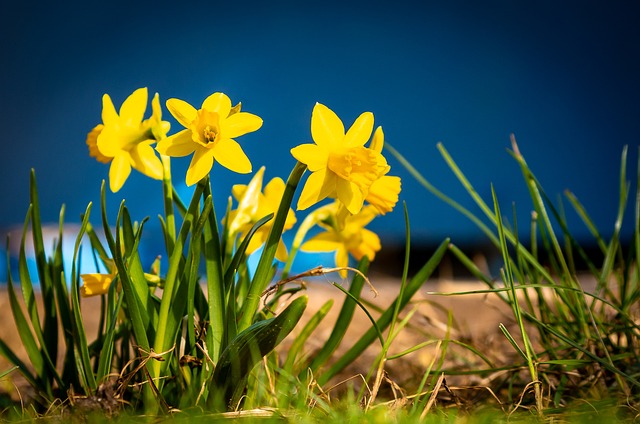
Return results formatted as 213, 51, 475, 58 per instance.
1, 1, 638, 281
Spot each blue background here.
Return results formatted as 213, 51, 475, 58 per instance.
1, 1, 639, 276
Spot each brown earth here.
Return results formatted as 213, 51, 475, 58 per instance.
0, 273, 543, 405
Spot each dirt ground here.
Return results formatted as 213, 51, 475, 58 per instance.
0, 273, 524, 403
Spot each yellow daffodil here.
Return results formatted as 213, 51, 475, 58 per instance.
365, 126, 401, 214
226, 167, 296, 261
87, 87, 170, 192
156, 93, 262, 186
80, 272, 115, 297
291, 103, 390, 215
301, 203, 381, 277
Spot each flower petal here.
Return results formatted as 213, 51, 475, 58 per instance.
202, 92, 232, 117
311, 103, 344, 149
167, 98, 198, 129
186, 147, 215, 186
80, 273, 114, 297
223, 112, 263, 138
335, 248, 350, 278
301, 232, 342, 252
344, 111, 374, 147
101, 94, 119, 126
336, 178, 364, 214
130, 141, 163, 180
156, 129, 196, 157
369, 126, 384, 153
120, 87, 147, 125
297, 169, 336, 210
275, 239, 289, 262
290, 144, 328, 172
109, 152, 132, 192
211, 138, 252, 174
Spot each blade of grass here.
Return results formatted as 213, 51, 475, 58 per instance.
317, 238, 449, 386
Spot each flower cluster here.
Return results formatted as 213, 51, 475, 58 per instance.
84, 88, 401, 294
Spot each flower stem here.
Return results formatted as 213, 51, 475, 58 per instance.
161, 155, 176, 253
237, 161, 306, 331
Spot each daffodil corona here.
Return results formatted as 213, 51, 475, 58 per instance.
87, 87, 170, 192
291, 103, 390, 215
156, 93, 262, 186
365, 126, 401, 214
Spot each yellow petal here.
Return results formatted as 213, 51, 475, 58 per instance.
101, 94, 119, 126
263, 177, 285, 207
290, 144, 327, 172
343, 111, 374, 148
120, 87, 148, 124
167, 98, 198, 128
357, 228, 381, 260
81, 273, 114, 297
369, 126, 384, 153
202, 92, 232, 117
156, 129, 196, 157
275, 239, 289, 262
336, 178, 364, 215
297, 169, 336, 211
130, 141, 163, 180
335, 248, 350, 278
186, 147, 215, 186
211, 138, 252, 174
301, 232, 342, 252
231, 184, 248, 201
224, 112, 263, 138
109, 152, 132, 192
349, 205, 379, 228
311, 103, 344, 149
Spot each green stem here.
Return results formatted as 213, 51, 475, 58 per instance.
237, 161, 306, 331
202, 177, 226, 360
161, 155, 176, 253
151, 180, 205, 381
281, 209, 317, 279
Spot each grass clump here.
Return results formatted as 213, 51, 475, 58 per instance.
0, 88, 638, 423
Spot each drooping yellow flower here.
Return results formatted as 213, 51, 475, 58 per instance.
301, 203, 381, 277
290, 103, 390, 215
365, 126, 401, 215
225, 167, 296, 261
156, 93, 262, 186
80, 272, 115, 297
87, 87, 170, 192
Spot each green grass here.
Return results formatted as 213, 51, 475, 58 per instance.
2, 135, 639, 423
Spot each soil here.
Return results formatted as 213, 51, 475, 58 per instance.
0, 273, 530, 406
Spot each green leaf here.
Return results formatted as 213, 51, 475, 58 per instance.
283, 299, 333, 373
307, 257, 368, 374
70, 203, 97, 392
208, 295, 308, 410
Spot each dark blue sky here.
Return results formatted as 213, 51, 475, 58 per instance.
1, 1, 639, 253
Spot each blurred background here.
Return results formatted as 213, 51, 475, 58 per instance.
1, 1, 639, 279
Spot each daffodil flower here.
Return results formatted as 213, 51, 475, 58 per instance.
156, 93, 262, 186
365, 126, 401, 215
301, 203, 381, 277
80, 272, 116, 297
226, 167, 296, 261
87, 87, 170, 192
291, 103, 390, 215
